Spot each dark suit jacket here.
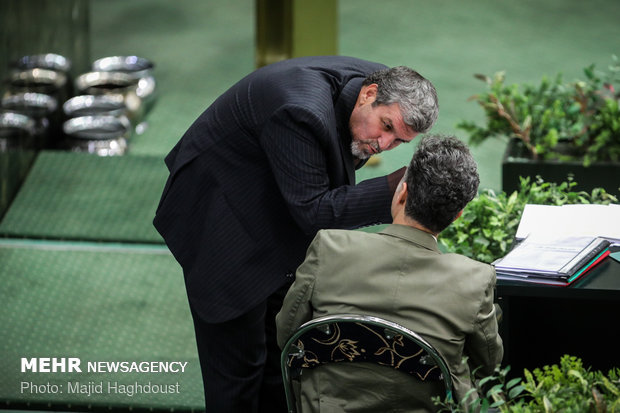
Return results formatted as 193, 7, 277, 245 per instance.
154, 56, 396, 323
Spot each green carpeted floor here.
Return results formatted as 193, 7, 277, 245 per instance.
1, 1, 619, 411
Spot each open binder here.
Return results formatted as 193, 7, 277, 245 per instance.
493, 203, 619, 286
493, 235, 611, 286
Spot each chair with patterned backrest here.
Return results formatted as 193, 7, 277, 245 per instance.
280, 313, 454, 413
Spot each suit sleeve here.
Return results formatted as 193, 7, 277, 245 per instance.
275, 232, 323, 348
465, 267, 504, 377
259, 105, 393, 235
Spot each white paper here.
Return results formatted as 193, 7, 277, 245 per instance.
515, 203, 620, 243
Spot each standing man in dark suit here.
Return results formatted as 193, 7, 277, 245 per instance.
153, 56, 439, 412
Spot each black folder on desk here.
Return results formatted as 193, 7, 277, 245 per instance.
493, 235, 611, 286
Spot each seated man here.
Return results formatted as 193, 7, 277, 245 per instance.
276, 134, 503, 412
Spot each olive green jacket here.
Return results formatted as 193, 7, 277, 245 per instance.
276, 224, 503, 412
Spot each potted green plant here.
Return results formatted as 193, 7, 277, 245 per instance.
433, 355, 620, 412
438, 177, 617, 264
457, 56, 620, 197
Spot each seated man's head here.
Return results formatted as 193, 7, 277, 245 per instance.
349, 67, 438, 159
392, 134, 479, 234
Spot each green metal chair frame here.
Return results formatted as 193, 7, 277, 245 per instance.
280, 313, 454, 413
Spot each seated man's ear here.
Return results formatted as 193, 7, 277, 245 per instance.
395, 181, 408, 205
453, 210, 463, 222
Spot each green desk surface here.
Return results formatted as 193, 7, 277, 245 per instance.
0, 151, 167, 244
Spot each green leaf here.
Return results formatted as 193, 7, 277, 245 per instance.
508, 384, 526, 399
480, 398, 490, 413
478, 376, 496, 387
600, 375, 620, 397
473, 236, 490, 247
506, 377, 522, 390
490, 399, 506, 408
486, 383, 504, 398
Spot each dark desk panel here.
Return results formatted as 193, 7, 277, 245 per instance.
497, 246, 620, 376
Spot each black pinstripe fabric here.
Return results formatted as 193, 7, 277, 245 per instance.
154, 56, 395, 323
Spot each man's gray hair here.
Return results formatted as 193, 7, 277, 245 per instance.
404, 134, 479, 233
363, 66, 439, 133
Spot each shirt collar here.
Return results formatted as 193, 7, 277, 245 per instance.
379, 224, 441, 253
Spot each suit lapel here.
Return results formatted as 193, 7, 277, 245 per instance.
334, 77, 365, 185
339, 136, 356, 184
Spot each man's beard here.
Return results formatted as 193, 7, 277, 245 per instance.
350, 140, 378, 160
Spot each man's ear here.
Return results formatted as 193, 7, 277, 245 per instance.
359, 83, 378, 105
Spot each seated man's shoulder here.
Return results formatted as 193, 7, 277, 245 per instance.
316, 228, 383, 245
441, 251, 495, 277
313, 229, 388, 256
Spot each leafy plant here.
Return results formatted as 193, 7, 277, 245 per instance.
433, 363, 526, 413
438, 176, 617, 263
522, 356, 620, 412
433, 355, 620, 413
458, 56, 620, 165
